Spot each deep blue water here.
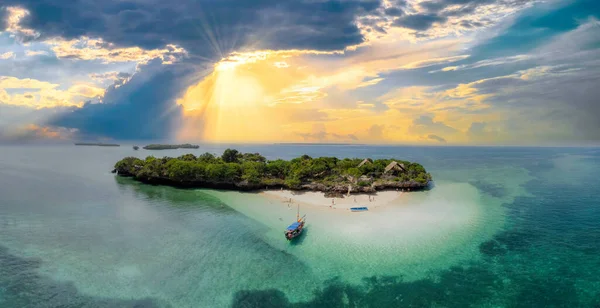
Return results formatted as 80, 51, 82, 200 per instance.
1, 145, 599, 307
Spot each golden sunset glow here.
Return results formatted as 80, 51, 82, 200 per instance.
1, 1, 597, 145
175, 40, 490, 144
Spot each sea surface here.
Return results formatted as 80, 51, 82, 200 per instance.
0, 144, 599, 307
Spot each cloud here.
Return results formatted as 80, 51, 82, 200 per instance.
0, 76, 90, 108
367, 124, 384, 139
46, 37, 187, 64
408, 115, 457, 136
0, 104, 72, 129
89, 71, 131, 83
393, 13, 447, 30
67, 84, 105, 98
356, 77, 384, 88
0, 51, 15, 59
295, 123, 359, 142
0, 1, 387, 140
0, 124, 77, 143
383, 0, 536, 39
384, 7, 404, 17
1, 0, 381, 54
357, 101, 376, 109
284, 108, 332, 123
466, 122, 499, 142
427, 134, 446, 143
24, 50, 48, 57
1, 0, 598, 146
0, 76, 56, 90
430, 55, 533, 73
274, 62, 289, 68
400, 55, 470, 69
48, 59, 200, 140
1, 6, 39, 42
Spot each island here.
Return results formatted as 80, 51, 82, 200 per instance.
142, 144, 200, 150
75, 142, 120, 147
112, 149, 432, 195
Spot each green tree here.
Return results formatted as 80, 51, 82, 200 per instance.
266, 159, 290, 178
177, 154, 197, 161
285, 177, 302, 189
240, 153, 266, 163
222, 149, 240, 163
223, 163, 242, 181
346, 167, 362, 179
198, 152, 218, 163
206, 164, 225, 181
241, 161, 263, 184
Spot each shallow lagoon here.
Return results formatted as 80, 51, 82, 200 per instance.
1, 145, 599, 307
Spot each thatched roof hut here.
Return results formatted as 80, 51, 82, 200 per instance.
357, 158, 372, 168
384, 161, 406, 174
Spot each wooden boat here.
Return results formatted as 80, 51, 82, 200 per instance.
285, 205, 306, 241
350, 206, 368, 212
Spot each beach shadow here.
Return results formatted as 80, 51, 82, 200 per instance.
288, 227, 308, 246
114, 176, 231, 208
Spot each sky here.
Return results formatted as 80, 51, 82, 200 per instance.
0, 0, 599, 145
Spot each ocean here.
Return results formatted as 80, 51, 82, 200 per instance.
0, 144, 599, 307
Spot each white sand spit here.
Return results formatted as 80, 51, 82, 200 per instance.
261, 189, 403, 210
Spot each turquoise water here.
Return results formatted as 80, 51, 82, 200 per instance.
1, 145, 599, 307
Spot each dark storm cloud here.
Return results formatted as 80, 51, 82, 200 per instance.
1, 0, 382, 54
47, 59, 203, 140
459, 20, 484, 29
384, 7, 404, 17
393, 14, 447, 30
0, 0, 382, 140
391, 0, 533, 31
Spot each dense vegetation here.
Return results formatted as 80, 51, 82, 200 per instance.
142, 143, 200, 150
113, 149, 432, 193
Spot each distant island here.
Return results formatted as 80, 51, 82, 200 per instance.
142, 144, 200, 150
112, 149, 432, 195
75, 142, 120, 147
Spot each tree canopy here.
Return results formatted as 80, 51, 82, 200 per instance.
114, 148, 432, 190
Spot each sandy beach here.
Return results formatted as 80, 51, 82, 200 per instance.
261, 189, 404, 210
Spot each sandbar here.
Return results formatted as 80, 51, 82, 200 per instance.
261, 189, 404, 210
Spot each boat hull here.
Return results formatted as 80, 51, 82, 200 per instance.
284, 221, 305, 240
285, 228, 303, 240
